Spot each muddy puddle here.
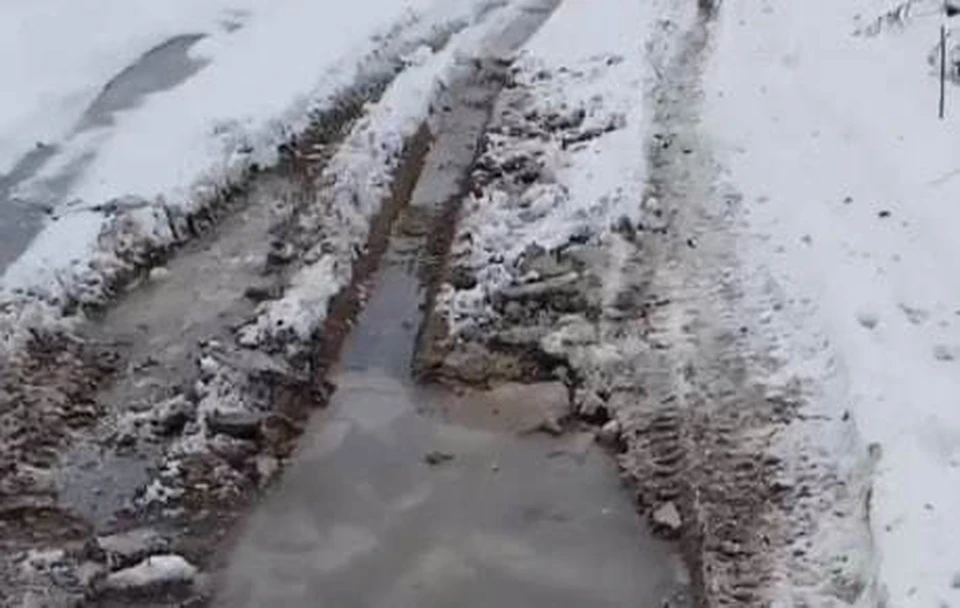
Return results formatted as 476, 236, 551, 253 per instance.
216, 264, 688, 606
214, 6, 690, 604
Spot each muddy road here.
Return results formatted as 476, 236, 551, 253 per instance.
0, 2, 694, 607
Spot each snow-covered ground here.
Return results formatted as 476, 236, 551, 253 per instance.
706, 0, 960, 604
0, 0, 494, 330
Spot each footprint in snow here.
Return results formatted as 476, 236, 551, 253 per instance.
856, 311, 879, 330
900, 304, 930, 325
933, 344, 958, 362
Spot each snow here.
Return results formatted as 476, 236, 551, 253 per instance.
0, 0, 495, 316
0, 0, 267, 177
705, 0, 960, 604
103, 554, 197, 590
443, 0, 650, 333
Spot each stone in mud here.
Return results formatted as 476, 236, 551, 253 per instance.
209, 434, 259, 468
206, 411, 266, 441
102, 554, 197, 592
266, 242, 296, 267
450, 265, 478, 290
518, 246, 577, 280
612, 289, 640, 312
147, 266, 170, 282
97, 528, 170, 570
496, 272, 580, 305
544, 108, 586, 131
243, 284, 282, 302
151, 395, 195, 436
424, 451, 455, 466
596, 419, 621, 446
651, 502, 682, 533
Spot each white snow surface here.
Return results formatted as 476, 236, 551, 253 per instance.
0, 0, 493, 312
705, 0, 960, 604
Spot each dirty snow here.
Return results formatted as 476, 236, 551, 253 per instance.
706, 0, 960, 604
442, 0, 649, 332
0, 0, 497, 325
0, 0, 268, 177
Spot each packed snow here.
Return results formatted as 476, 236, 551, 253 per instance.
441, 0, 649, 332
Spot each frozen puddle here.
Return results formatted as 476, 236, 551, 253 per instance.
214, 8, 689, 603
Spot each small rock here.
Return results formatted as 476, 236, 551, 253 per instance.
652, 502, 682, 532
424, 451, 455, 466
450, 266, 478, 290
151, 395, 195, 436
596, 419, 621, 445
208, 434, 258, 466
878, 210, 891, 218
243, 285, 281, 302
534, 416, 564, 436
97, 528, 169, 570
951, 571, 960, 588
206, 410, 266, 440
102, 555, 197, 591
147, 267, 170, 282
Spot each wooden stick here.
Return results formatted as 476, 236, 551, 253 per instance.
941, 24, 947, 119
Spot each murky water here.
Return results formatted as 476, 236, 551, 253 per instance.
216, 260, 687, 606
214, 5, 689, 604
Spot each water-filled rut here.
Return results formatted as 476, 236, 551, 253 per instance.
214, 4, 690, 605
